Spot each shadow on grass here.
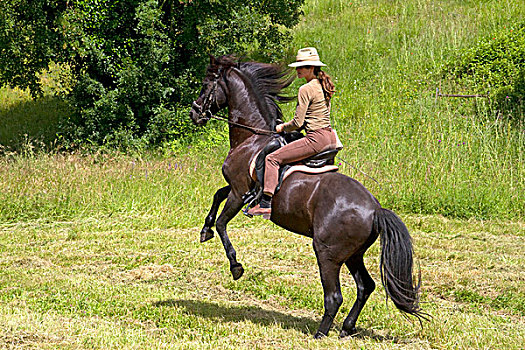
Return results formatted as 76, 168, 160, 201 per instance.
0, 95, 70, 149
155, 299, 318, 335
154, 299, 393, 341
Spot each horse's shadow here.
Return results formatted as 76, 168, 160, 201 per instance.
154, 299, 392, 341
154, 299, 317, 335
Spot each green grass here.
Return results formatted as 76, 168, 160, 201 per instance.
0, 85, 70, 149
284, 0, 525, 220
0, 149, 228, 227
1, 0, 524, 220
1, 0, 524, 347
0, 153, 523, 348
0, 211, 523, 349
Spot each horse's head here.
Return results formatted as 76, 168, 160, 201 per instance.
189, 55, 231, 126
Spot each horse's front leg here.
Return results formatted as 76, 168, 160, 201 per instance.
200, 185, 231, 243
215, 193, 244, 280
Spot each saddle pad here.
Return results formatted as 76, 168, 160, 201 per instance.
281, 164, 339, 181
249, 152, 261, 181
249, 152, 338, 181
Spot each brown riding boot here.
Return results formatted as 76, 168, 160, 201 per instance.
247, 204, 271, 217
247, 194, 272, 219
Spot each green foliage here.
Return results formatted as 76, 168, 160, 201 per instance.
0, 0, 67, 94
446, 24, 525, 119
0, 0, 304, 147
61, 0, 173, 145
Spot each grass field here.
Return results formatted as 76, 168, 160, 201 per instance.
1, 0, 524, 220
0, 86, 69, 150
1, 211, 523, 349
1, 0, 524, 348
287, 0, 525, 220
0, 153, 523, 349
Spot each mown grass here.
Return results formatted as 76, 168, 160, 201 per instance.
0, 210, 523, 349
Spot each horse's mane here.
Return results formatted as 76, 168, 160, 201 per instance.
208, 55, 295, 128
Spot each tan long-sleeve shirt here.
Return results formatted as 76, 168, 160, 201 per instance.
282, 79, 331, 133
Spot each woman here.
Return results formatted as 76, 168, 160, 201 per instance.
248, 47, 338, 217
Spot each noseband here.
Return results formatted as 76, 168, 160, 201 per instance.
192, 72, 221, 123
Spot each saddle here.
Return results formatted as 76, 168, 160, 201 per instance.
242, 133, 341, 216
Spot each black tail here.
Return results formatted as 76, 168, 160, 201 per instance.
374, 208, 427, 321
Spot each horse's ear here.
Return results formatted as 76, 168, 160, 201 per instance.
208, 54, 217, 65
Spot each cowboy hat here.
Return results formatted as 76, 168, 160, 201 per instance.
288, 47, 327, 67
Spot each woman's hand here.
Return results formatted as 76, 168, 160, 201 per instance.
275, 124, 284, 133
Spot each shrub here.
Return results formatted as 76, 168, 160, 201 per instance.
446, 24, 525, 120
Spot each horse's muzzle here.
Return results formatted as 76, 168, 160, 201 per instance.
189, 101, 209, 126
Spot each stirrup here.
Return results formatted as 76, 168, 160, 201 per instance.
242, 188, 262, 218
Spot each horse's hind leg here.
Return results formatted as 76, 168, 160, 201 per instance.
200, 185, 231, 243
215, 193, 244, 280
313, 240, 344, 339
340, 255, 376, 338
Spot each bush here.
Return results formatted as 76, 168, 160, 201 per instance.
446, 24, 525, 120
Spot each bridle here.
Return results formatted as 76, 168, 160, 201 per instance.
192, 72, 221, 124
191, 69, 276, 136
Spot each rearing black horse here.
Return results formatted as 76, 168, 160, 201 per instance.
189, 55, 425, 338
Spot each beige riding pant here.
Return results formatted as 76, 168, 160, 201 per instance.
264, 127, 337, 195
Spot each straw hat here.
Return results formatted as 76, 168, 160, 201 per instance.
288, 47, 327, 67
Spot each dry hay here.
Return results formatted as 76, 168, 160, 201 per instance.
124, 264, 175, 281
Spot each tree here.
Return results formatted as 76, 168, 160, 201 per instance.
0, 0, 68, 94
0, 0, 305, 146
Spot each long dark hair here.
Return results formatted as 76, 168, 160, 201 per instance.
314, 66, 335, 106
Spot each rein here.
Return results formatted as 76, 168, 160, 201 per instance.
193, 71, 383, 185
208, 114, 276, 136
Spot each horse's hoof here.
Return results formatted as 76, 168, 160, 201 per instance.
231, 264, 244, 280
314, 331, 327, 339
200, 228, 214, 243
339, 327, 357, 338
